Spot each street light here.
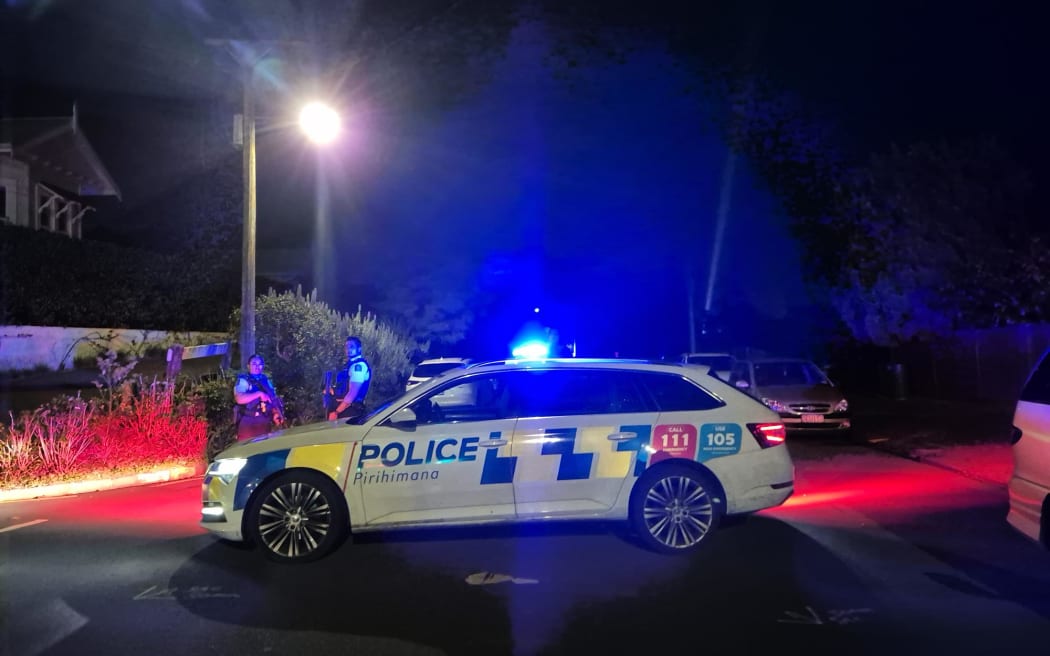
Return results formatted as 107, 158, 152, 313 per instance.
299, 101, 342, 145
237, 73, 340, 367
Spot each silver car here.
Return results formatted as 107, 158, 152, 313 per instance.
729, 357, 850, 432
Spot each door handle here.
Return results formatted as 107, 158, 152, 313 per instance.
479, 439, 508, 448
607, 432, 637, 441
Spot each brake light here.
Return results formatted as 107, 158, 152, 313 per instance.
748, 422, 786, 448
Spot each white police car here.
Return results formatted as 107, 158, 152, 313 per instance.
201, 359, 794, 562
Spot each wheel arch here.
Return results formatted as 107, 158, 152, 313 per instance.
240, 466, 351, 542
630, 458, 727, 512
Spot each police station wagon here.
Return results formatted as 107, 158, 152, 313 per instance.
201, 359, 795, 562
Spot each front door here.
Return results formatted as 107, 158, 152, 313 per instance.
357, 372, 518, 526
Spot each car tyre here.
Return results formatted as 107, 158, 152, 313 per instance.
246, 470, 348, 563
629, 464, 722, 554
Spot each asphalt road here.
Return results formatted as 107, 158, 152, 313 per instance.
2, 437, 1049, 656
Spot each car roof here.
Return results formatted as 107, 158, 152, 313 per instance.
417, 357, 472, 365
465, 358, 694, 373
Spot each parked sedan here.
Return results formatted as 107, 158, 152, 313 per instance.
729, 357, 850, 433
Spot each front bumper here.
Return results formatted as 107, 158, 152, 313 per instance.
779, 412, 851, 431
200, 474, 246, 542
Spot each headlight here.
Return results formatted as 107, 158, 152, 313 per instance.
834, 398, 849, 412
207, 457, 247, 484
762, 398, 789, 413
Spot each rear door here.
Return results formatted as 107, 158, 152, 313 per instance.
637, 372, 743, 465
508, 369, 656, 517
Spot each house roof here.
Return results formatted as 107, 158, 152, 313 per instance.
0, 110, 121, 200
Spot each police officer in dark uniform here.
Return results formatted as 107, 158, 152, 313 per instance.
234, 354, 285, 441
327, 335, 371, 421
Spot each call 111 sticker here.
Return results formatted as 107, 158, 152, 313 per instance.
698, 423, 743, 459
651, 424, 699, 464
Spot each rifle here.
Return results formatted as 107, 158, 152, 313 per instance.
322, 370, 335, 412
254, 375, 286, 424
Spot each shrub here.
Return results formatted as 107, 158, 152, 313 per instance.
35, 397, 95, 474
252, 287, 418, 421
185, 374, 239, 461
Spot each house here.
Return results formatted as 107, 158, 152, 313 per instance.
0, 106, 121, 239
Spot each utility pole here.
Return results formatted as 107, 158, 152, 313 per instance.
240, 65, 257, 368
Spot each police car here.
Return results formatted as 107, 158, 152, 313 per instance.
201, 358, 795, 562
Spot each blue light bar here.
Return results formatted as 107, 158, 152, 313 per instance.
511, 341, 550, 359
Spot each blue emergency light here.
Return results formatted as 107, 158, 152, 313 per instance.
511, 341, 550, 359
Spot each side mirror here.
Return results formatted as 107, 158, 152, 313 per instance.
734, 379, 750, 390
387, 407, 417, 431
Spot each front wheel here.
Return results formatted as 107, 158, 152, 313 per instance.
629, 464, 722, 554
246, 471, 348, 563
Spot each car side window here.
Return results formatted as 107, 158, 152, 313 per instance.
409, 373, 512, 425
508, 370, 648, 417
1020, 351, 1050, 405
638, 372, 725, 412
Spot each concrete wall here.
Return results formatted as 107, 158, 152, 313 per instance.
0, 325, 227, 371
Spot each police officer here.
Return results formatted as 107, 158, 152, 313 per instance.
328, 335, 371, 421
234, 354, 285, 441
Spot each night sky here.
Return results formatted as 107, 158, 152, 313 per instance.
3, 0, 1047, 359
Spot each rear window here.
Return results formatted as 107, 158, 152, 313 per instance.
412, 362, 466, 378
638, 372, 725, 412
1020, 350, 1050, 404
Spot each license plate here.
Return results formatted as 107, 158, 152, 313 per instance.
801, 414, 825, 423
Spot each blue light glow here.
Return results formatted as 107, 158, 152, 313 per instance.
512, 341, 550, 359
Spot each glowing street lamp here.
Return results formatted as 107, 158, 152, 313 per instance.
298, 101, 342, 145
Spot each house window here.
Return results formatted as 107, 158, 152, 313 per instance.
0, 184, 7, 220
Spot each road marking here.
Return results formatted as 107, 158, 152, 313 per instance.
9, 598, 88, 656
778, 606, 873, 625
0, 519, 48, 533
465, 571, 539, 586
134, 585, 240, 600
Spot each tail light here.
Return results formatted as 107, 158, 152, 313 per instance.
748, 422, 786, 448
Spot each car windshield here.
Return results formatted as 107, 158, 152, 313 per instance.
753, 361, 830, 387
412, 362, 467, 378
685, 355, 733, 370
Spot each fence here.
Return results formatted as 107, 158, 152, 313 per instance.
890, 324, 1050, 401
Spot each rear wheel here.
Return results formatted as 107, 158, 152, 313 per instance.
246, 470, 348, 563
629, 464, 722, 554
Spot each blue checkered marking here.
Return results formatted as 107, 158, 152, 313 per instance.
480, 431, 517, 485
233, 449, 291, 511
540, 427, 593, 480
615, 424, 652, 477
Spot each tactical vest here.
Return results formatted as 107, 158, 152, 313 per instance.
336, 355, 371, 403
237, 373, 275, 416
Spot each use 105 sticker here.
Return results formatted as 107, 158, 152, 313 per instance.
699, 423, 743, 459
